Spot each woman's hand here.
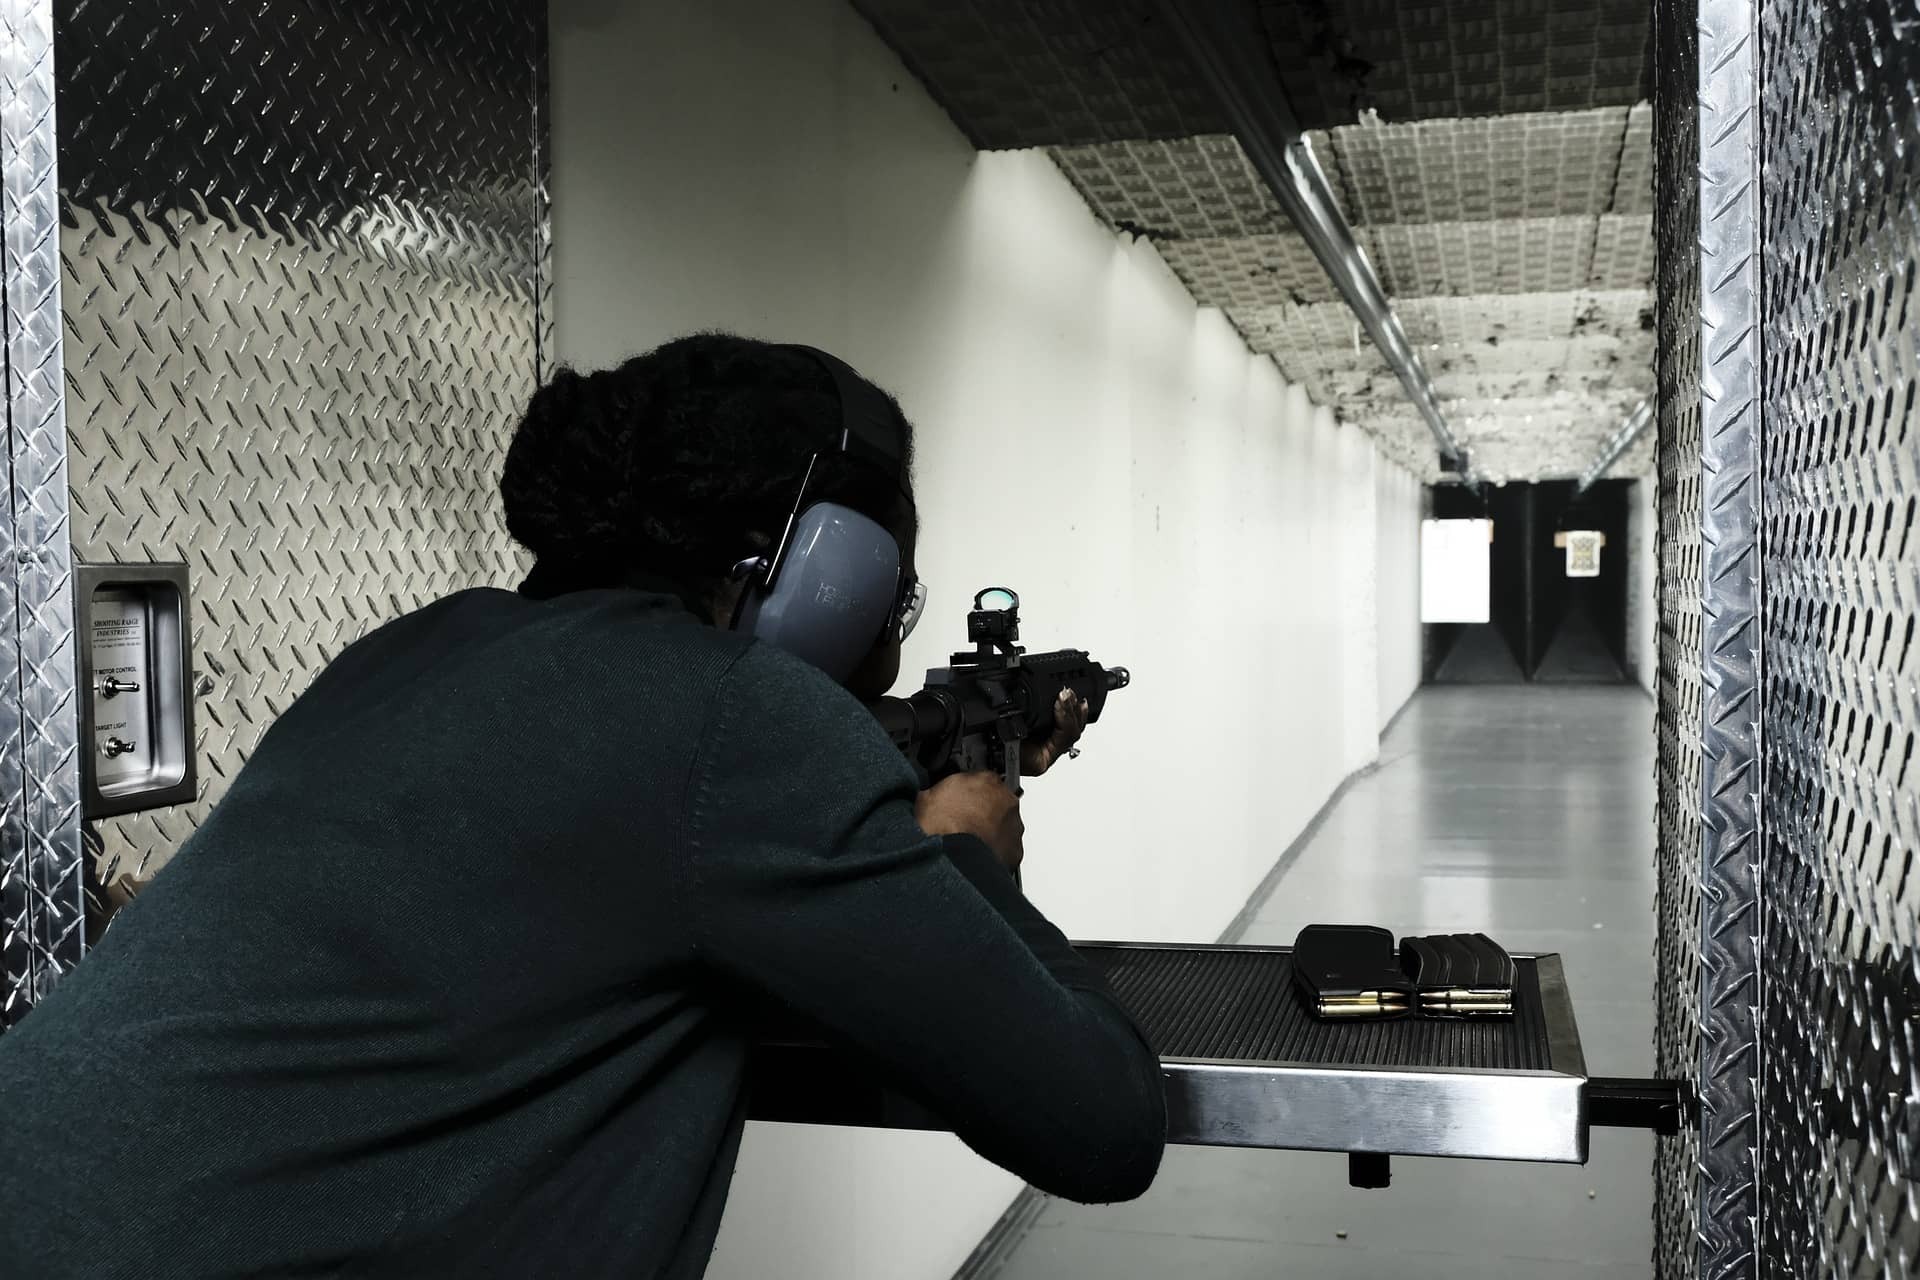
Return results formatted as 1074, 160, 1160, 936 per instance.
916, 772, 1025, 872
1020, 687, 1089, 777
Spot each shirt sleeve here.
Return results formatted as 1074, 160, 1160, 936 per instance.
679, 645, 1166, 1204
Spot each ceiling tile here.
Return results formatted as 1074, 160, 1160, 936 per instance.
1588, 214, 1654, 288
1257, 0, 1652, 128
1228, 301, 1373, 353
851, 1, 1659, 483
1610, 101, 1654, 214
1275, 327, 1655, 483
852, 0, 1226, 148
1365, 216, 1598, 295
1315, 108, 1637, 224
1341, 410, 1446, 478
1157, 234, 1341, 307
1444, 389, 1650, 482
859, 0, 1652, 143
1423, 333, 1655, 380
1049, 136, 1282, 239
1335, 345, 1651, 401
1394, 288, 1651, 345
1269, 350, 1395, 406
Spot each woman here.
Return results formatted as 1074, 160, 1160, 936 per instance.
0, 333, 1165, 1278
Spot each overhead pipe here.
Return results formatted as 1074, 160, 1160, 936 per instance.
1155, 0, 1473, 483
1574, 399, 1653, 494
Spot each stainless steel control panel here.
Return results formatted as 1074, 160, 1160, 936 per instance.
75, 564, 196, 818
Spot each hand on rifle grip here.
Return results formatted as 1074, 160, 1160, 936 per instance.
1020, 688, 1090, 777
915, 772, 1025, 874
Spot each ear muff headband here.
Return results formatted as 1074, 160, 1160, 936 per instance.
727, 346, 920, 682
749, 346, 911, 596
774, 344, 906, 480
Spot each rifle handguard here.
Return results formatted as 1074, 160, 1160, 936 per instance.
870, 589, 1128, 785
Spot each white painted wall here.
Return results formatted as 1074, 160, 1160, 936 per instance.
1374, 460, 1423, 728
1337, 431, 1384, 771
551, 1, 1396, 1274
1628, 477, 1658, 696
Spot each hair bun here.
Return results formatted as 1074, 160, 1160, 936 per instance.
502, 366, 646, 562
499, 334, 913, 593
528, 365, 584, 420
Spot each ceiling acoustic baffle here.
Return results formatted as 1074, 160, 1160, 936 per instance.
1152, 0, 1470, 481
1575, 398, 1655, 493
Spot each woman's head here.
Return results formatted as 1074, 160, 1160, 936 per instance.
499, 333, 918, 693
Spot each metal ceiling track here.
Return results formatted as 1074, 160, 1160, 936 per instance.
1574, 398, 1653, 494
1154, 0, 1472, 482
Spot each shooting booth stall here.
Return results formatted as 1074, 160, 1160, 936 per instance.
5, 1, 1909, 1278
0, 0, 1683, 1208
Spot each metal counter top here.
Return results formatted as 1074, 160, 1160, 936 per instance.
749, 942, 1594, 1165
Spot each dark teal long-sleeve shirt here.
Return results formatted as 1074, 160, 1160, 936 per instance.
0, 587, 1165, 1278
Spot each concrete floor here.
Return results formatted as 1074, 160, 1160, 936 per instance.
997, 685, 1659, 1280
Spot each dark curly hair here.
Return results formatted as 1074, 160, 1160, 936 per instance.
501, 333, 915, 607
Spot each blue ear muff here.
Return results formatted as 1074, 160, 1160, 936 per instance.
732, 501, 903, 684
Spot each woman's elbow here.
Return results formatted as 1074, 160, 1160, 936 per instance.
1077, 1129, 1167, 1204
1040, 1071, 1169, 1204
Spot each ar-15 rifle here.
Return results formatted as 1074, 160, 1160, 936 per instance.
871, 588, 1130, 791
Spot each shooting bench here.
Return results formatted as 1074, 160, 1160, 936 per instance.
748, 942, 1689, 1186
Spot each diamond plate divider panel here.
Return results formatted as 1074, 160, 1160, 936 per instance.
1691, 0, 1765, 1273
56, 0, 546, 887
0, 0, 24, 1023
0, 0, 80, 1029
533, 5, 552, 384
1758, 0, 1920, 1275
1653, 0, 1707, 1271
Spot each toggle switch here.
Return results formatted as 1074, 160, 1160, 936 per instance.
103, 736, 137, 759
98, 677, 141, 699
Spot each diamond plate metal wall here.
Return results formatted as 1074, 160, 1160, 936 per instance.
1656, 0, 1920, 1272
0, 0, 81, 1029
1652, 0, 1707, 1273
1690, 0, 1765, 1272
1757, 0, 1920, 1274
0, 0, 27, 1023
1653, 0, 1774, 1274
51, 0, 548, 893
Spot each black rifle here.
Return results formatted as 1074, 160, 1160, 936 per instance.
871, 588, 1130, 790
